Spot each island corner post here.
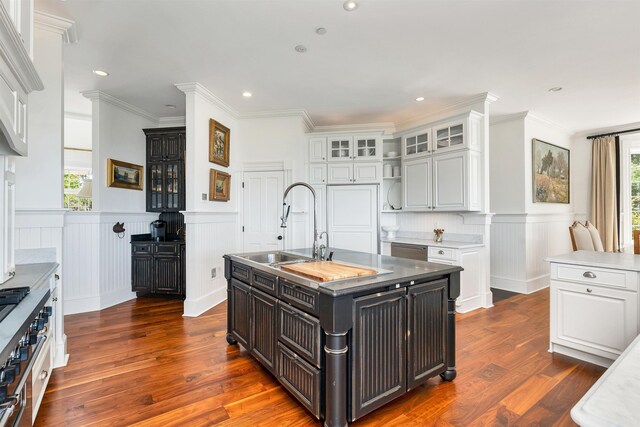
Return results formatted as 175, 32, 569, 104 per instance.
223, 252, 460, 426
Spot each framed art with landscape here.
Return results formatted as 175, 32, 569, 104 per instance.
209, 118, 230, 167
532, 138, 569, 203
107, 159, 143, 191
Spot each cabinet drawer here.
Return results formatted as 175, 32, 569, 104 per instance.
277, 342, 322, 419
32, 338, 52, 420
154, 243, 180, 256
252, 270, 278, 296
132, 243, 153, 255
279, 280, 319, 315
231, 263, 251, 283
552, 263, 637, 291
428, 247, 456, 261
278, 303, 322, 367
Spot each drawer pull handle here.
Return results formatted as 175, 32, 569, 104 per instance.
587, 288, 593, 293
583, 271, 597, 279
438, 250, 445, 255
40, 370, 49, 381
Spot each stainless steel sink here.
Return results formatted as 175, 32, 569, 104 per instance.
239, 252, 312, 266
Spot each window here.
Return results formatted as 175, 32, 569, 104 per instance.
64, 169, 92, 211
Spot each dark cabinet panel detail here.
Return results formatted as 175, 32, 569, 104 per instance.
230, 279, 251, 348
132, 243, 152, 255
154, 257, 181, 294
407, 279, 447, 390
147, 135, 164, 161
352, 288, 407, 420
277, 342, 321, 419
155, 243, 180, 256
164, 132, 183, 160
251, 288, 277, 373
278, 303, 322, 367
252, 270, 278, 296
231, 263, 251, 283
279, 279, 319, 315
144, 127, 185, 212
131, 256, 153, 292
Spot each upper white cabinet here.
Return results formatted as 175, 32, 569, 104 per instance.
1, 156, 15, 283
327, 162, 380, 184
324, 135, 381, 162
403, 128, 431, 158
432, 150, 481, 211
0, 0, 42, 156
353, 135, 381, 161
309, 137, 327, 163
403, 157, 432, 210
327, 136, 353, 162
309, 163, 327, 184
431, 111, 483, 154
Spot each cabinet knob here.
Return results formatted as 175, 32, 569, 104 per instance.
438, 250, 444, 255
583, 271, 596, 279
322, 179, 325, 182
586, 288, 593, 293
40, 370, 48, 381
322, 157, 325, 160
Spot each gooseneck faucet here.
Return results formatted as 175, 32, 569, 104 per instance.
281, 182, 320, 260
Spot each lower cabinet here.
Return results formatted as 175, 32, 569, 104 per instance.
230, 279, 251, 349
251, 288, 277, 372
131, 241, 185, 297
277, 342, 322, 418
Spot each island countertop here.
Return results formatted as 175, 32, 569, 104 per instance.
225, 247, 462, 296
546, 250, 640, 272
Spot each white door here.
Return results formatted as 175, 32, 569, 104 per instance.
353, 162, 381, 184
327, 185, 378, 253
309, 164, 327, 184
327, 136, 353, 162
243, 171, 284, 252
309, 137, 327, 162
328, 163, 353, 184
403, 157, 432, 210
433, 151, 466, 211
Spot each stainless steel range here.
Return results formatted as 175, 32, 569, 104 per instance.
0, 287, 51, 427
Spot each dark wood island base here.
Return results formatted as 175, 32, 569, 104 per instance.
224, 249, 461, 426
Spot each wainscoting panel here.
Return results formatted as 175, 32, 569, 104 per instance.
183, 211, 240, 317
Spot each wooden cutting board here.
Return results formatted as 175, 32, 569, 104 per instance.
281, 261, 378, 282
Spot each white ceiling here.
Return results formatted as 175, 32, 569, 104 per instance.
37, 0, 640, 133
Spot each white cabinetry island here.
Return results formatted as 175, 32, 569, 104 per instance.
547, 251, 640, 368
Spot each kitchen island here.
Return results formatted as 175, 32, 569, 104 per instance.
224, 248, 462, 427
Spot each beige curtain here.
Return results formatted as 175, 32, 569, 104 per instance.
591, 136, 618, 252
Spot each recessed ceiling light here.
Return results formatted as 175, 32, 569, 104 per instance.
316, 27, 327, 35
294, 45, 307, 53
343, 1, 358, 11
548, 87, 563, 92
416, 97, 425, 102
242, 91, 252, 98
92, 70, 109, 77
165, 104, 176, 109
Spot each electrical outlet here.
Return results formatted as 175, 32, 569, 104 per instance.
211, 267, 217, 278
202, 193, 208, 201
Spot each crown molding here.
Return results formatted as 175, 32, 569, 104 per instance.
490, 111, 529, 126
310, 122, 395, 135
34, 11, 78, 43
174, 82, 239, 118
571, 120, 640, 139
64, 111, 92, 121
525, 112, 570, 135
158, 116, 186, 127
240, 109, 315, 132
81, 90, 158, 123
0, 3, 43, 92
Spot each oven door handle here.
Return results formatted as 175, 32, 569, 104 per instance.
10, 335, 47, 399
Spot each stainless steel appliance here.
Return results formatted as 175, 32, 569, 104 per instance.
0, 287, 50, 427
390, 242, 428, 261
149, 219, 167, 241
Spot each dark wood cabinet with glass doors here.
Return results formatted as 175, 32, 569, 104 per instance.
143, 127, 185, 212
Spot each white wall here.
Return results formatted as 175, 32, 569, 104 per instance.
489, 117, 525, 213
84, 92, 157, 212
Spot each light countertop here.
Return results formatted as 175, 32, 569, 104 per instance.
546, 250, 640, 272
380, 236, 484, 250
571, 333, 640, 426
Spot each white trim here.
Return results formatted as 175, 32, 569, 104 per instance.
81, 90, 158, 123
99, 288, 136, 311
492, 213, 575, 224
64, 295, 100, 315
459, 213, 494, 225
34, 11, 77, 43
240, 109, 314, 132
572, 121, 640, 139
64, 111, 91, 121
490, 111, 530, 126
64, 211, 158, 225
175, 82, 239, 118
550, 343, 612, 368
183, 287, 226, 317
491, 274, 550, 294
158, 116, 186, 127
15, 209, 66, 228
0, 2, 43, 92
526, 112, 571, 135
311, 122, 395, 134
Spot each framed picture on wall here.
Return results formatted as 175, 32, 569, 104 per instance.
209, 118, 230, 167
532, 138, 569, 203
107, 159, 143, 190
209, 169, 230, 201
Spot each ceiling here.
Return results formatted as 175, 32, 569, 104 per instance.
37, 0, 640, 133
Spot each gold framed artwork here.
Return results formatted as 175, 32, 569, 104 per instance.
107, 159, 143, 190
209, 118, 230, 167
209, 169, 231, 202
532, 138, 570, 203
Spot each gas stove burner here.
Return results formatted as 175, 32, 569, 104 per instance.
0, 287, 30, 305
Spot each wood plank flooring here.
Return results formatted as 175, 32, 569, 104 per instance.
35, 289, 605, 426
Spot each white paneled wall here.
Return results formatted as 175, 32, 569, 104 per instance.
183, 212, 240, 317
491, 214, 573, 293
63, 212, 158, 314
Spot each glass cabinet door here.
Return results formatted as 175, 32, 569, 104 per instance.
354, 137, 378, 160
404, 129, 431, 157
149, 163, 164, 210
164, 162, 181, 210
435, 122, 464, 151
329, 137, 352, 161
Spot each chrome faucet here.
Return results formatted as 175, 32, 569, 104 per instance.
319, 231, 329, 260
281, 182, 320, 260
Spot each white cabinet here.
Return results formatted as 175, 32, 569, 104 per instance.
1, 156, 15, 283
549, 260, 639, 367
327, 162, 380, 184
309, 137, 327, 163
403, 128, 431, 158
402, 157, 431, 210
353, 135, 381, 161
431, 111, 483, 154
327, 136, 353, 162
326, 135, 381, 162
328, 163, 353, 184
432, 150, 481, 211
309, 163, 327, 184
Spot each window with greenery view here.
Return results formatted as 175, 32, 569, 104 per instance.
64, 170, 92, 211
631, 154, 640, 238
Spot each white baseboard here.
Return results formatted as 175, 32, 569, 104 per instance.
183, 287, 227, 317
54, 334, 69, 368
64, 295, 101, 315
456, 294, 485, 313
549, 343, 613, 368
99, 289, 137, 311
491, 274, 550, 294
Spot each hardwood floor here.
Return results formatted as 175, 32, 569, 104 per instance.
35, 289, 605, 426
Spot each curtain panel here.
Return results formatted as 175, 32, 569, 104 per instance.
591, 136, 619, 251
